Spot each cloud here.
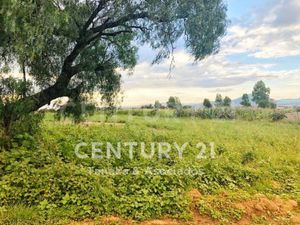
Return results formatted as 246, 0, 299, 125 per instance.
122, 51, 281, 90
269, 0, 300, 27
209, 88, 233, 93
223, 24, 300, 58
222, 0, 300, 58
120, 0, 300, 106
120, 49, 300, 106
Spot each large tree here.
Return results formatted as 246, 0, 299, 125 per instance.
203, 98, 212, 108
252, 81, 270, 108
214, 94, 223, 107
0, 0, 227, 134
166, 96, 182, 110
223, 96, 231, 107
240, 93, 251, 107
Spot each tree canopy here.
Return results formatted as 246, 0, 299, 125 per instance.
203, 98, 212, 108
252, 81, 270, 108
214, 94, 223, 107
0, 0, 227, 144
240, 94, 251, 107
154, 100, 162, 109
223, 96, 231, 107
0, 0, 227, 110
167, 96, 182, 109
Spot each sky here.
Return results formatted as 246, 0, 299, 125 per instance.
120, 0, 300, 107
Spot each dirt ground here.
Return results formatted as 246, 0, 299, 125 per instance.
70, 190, 300, 225
285, 112, 300, 122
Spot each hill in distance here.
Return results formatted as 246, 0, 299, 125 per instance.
191, 95, 300, 108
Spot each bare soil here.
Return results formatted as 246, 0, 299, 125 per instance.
70, 190, 300, 225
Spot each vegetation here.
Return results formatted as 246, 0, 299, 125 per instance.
154, 100, 162, 109
252, 81, 271, 108
203, 98, 212, 108
0, 78, 44, 148
166, 107, 287, 121
240, 94, 251, 107
215, 94, 223, 107
271, 111, 287, 121
0, 1, 299, 224
0, 111, 299, 224
141, 104, 154, 109
223, 96, 231, 107
167, 96, 182, 110
0, 0, 227, 146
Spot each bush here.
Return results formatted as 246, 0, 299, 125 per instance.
235, 108, 273, 121
55, 101, 96, 123
0, 77, 44, 149
241, 152, 257, 165
0, 112, 44, 150
271, 111, 287, 121
112, 108, 290, 123
195, 108, 236, 120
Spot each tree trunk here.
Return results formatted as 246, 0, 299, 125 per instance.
1, 68, 82, 150
22, 61, 27, 98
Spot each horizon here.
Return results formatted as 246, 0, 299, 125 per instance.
120, 94, 300, 108
120, 0, 300, 107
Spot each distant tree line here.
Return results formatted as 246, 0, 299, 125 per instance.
141, 80, 276, 110
203, 80, 276, 109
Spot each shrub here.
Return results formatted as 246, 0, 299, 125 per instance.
271, 111, 287, 121
0, 77, 44, 149
235, 108, 275, 121
195, 108, 236, 120
241, 152, 257, 165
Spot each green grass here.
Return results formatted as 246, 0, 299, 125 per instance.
1, 112, 300, 224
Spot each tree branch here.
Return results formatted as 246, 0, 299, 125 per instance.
14, 7, 150, 113
102, 29, 132, 36
91, 12, 149, 34
80, 0, 109, 36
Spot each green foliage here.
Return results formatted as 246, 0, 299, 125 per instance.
154, 100, 162, 109
104, 107, 289, 122
175, 107, 236, 119
197, 108, 236, 119
252, 81, 271, 108
241, 94, 251, 107
1, 114, 299, 223
235, 108, 274, 121
223, 96, 231, 107
121, 107, 289, 122
269, 101, 277, 109
0, 77, 43, 149
55, 97, 96, 123
141, 104, 154, 109
215, 94, 223, 107
241, 151, 257, 165
271, 111, 287, 121
0, 0, 228, 112
197, 192, 247, 223
203, 98, 212, 108
183, 105, 192, 109
0, 206, 45, 225
167, 96, 182, 110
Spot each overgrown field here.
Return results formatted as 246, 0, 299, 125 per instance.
1, 111, 300, 224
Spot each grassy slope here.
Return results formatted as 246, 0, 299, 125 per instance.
1, 113, 300, 224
